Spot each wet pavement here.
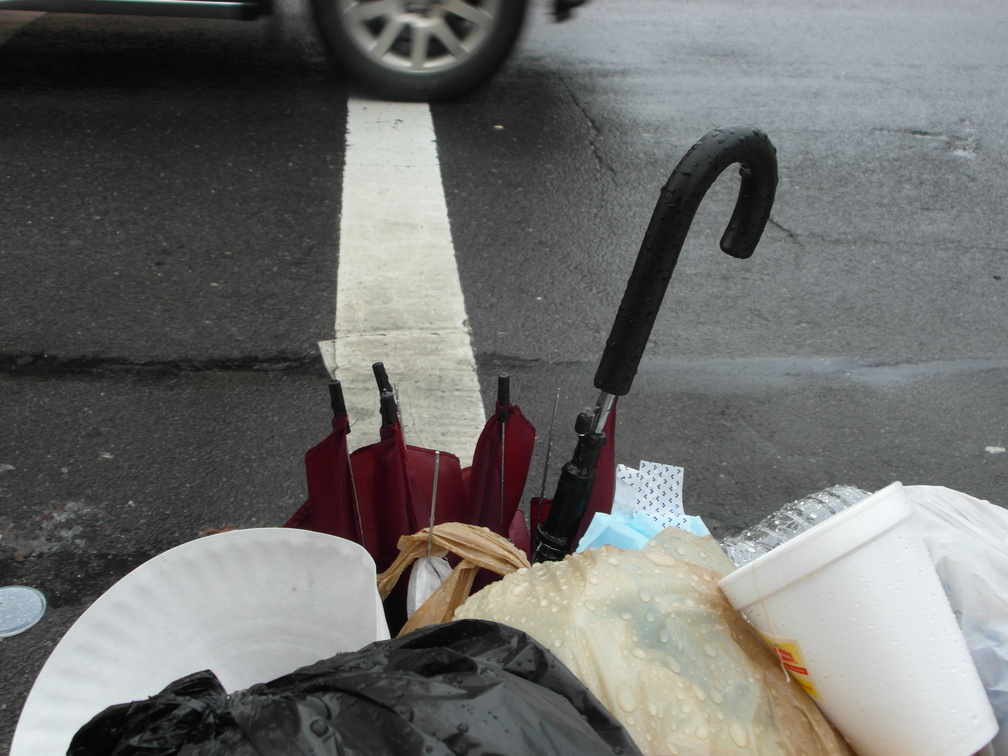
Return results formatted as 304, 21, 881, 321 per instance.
2, 0, 1007, 750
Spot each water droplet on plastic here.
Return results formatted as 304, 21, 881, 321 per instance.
309, 720, 328, 737
729, 721, 750, 747
617, 686, 638, 713
645, 551, 677, 567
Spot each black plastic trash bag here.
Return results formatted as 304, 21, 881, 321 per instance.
69, 619, 643, 756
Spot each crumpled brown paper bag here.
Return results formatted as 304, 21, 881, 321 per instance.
455, 527, 854, 756
377, 522, 530, 637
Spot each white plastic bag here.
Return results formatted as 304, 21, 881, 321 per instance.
406, 554, 453, 617
905, 486, 1008, 755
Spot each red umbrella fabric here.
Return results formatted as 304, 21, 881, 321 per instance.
286, 369, 538, 622
287, 376, 539, 556
368, 362, 470, 536
284, 382, 361, 544
346, 391, 425, 574
286, 384, 421, 577
462, 374, 536, 537
346, 390, 428, 634
404, 444, 468, 531
284, 378, 462, 633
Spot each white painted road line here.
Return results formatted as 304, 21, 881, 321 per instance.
318, 98, 485, 465
0, 11, 44, 45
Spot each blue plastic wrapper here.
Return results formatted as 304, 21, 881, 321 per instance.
69, 619, 643, 756
576, 461, 708, 553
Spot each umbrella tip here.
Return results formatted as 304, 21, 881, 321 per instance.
373, 362, 393, 393
328, 381, 347, 418
497, 373, 511, 408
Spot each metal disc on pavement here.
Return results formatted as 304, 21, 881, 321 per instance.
0, 586, 47, 638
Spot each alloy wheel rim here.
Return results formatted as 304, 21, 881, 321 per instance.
339, 0, 503, 74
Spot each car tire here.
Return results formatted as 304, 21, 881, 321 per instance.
311, 0, 528, 102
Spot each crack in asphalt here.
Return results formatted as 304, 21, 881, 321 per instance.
562, 80, 619, 184
872, 122, 979, 158
767, 216, 802, 246
1, 352, 327, 377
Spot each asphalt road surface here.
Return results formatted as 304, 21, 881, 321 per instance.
2, 0, 1006, 750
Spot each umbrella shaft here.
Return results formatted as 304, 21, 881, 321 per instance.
590, 391, 616, 435
538, 388, 561, 501
532, 461, 597, 561
499, 421, 506, 531
532, 422, 607, 562
427, 451, 440, 560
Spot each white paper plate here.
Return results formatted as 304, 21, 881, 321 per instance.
11, 528, 389, 756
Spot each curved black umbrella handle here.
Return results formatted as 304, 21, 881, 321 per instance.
594, 125, 778, 397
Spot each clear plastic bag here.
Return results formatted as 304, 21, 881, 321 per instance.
457, 527, 854, 755
905, 485, 1008, 755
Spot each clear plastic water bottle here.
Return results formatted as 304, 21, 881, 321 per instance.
720, 485, 870, 569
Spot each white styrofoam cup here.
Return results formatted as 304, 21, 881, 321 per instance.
719, 481, 998, 756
